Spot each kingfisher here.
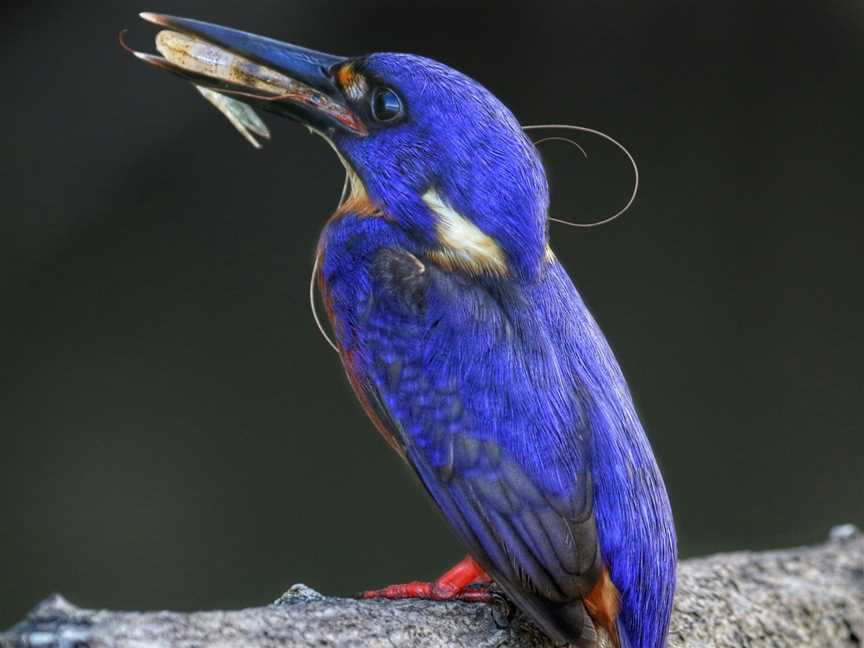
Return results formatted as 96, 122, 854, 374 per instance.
127, 13, 677, 647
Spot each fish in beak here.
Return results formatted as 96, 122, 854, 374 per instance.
125, 13, 368, 147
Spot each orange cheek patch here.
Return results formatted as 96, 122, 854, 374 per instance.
337, 64, 356, 89
336, 64, 367, 101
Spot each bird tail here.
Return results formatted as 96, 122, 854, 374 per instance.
502, 589, 598, 646
517, 594, 638, 648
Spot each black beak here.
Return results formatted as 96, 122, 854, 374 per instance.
127, 13, 367, 137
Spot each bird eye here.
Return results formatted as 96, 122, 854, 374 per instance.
371, 87, 403, 122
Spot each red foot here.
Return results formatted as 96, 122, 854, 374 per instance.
362, 555, 493, 603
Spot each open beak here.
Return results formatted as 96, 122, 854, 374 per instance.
126, 13, 367, 142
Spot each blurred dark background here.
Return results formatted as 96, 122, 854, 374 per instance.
2, 0, 862, 628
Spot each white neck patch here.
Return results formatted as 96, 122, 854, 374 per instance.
421, 189, 508, 276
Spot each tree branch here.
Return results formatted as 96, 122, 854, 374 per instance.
2, 527, 862, 647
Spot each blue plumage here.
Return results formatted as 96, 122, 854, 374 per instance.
319, 53, 676, 647
320, 211, 675, 646
132, 17, 677, 647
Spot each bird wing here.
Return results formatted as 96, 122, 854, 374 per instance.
331, 247, 604, 642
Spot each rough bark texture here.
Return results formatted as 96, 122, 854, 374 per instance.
3, 527, 862, 648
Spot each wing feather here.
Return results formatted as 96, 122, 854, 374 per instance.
329, 246, 603, 643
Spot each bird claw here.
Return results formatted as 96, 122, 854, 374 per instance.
361, 581, 435, 600
360, 555, 494, 603
488, 586, 517, 628
361, 581, 494, 603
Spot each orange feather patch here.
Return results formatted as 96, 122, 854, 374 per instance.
336, 64, 356, 89
584, 567, 621, 648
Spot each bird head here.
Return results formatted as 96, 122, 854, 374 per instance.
130, 14, 550, 280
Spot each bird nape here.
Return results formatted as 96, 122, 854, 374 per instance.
126, 13, 677, 648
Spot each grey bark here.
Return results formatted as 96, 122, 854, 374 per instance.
2, 527, 862, 648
